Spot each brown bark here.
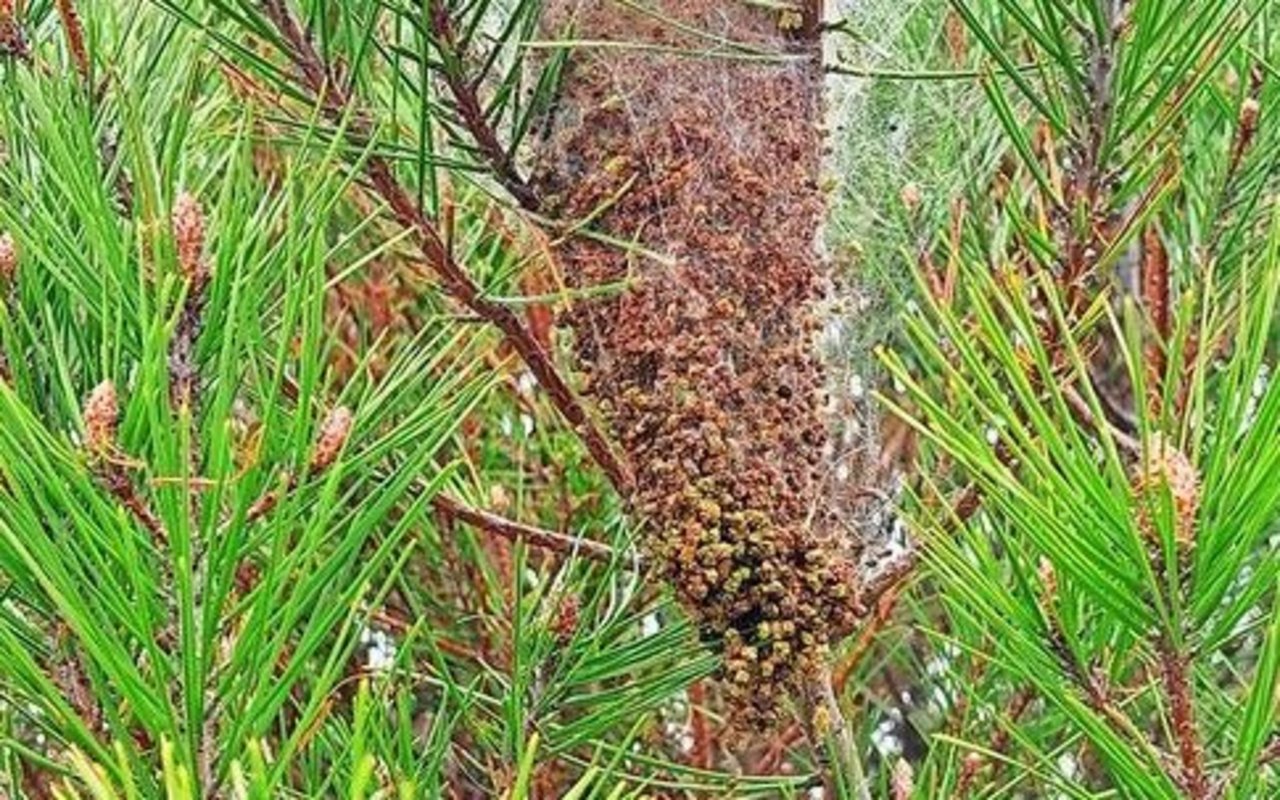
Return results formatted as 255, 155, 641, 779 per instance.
1159, 640, 1209, 798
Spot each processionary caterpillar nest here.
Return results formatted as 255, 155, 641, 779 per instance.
534, 0, 869, 730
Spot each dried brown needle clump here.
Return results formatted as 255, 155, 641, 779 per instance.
536, 0, 860, 728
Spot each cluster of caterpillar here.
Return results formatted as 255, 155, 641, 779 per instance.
534, 0, 866, 731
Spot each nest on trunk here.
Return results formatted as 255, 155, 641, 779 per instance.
534, 0, 865, 730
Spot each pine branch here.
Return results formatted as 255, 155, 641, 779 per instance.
1061, 383, 1142, 457
428, 0, 541, 211
1159, 638, 1210, 799
234, 406, 616, 652
801, 666, 870, 800
431, 493, 621, 565
53, 0, 90, 86
257, 0, 632, 494
1046, 619, 1173, 779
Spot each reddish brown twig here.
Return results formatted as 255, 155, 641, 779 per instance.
1062, 384, 1142, 457
432, 493, 621, 565
96, 461, 169, 545
245, 471, 293, 524
1208, 65, 1265, 260
257, 0, 631, 494
755, 724, 806, 775
687, 680, 713, 770
854, 547, 918, 618
428, 0, 541, 211
1044, 617, 1174, 782
1159, 639, 1210, 798
54, 0, 90, 86
836, 582, 905, 694
241, 417, 621, 570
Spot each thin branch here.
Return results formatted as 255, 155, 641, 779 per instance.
1225, 66, 1263, 183
95, 460, 169, 546
1047, 621, 1171, 778
854, 545, 917, 616
244, 465, 625, 568
1062, 383, 1142, 457
428, 0, 541, 211
432, 493, 622, 565
687, 680, 713, 770
53, 0, 90, 86
1209, 64, 1265, 256
801, 666, 871, 800
1053, 3, 1121, 307
835, 581, 904, 694
257, 0, 632, 494
1158, 637, 1210, 798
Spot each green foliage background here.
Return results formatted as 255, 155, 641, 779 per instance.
0, 0, 1276, 797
